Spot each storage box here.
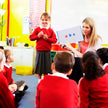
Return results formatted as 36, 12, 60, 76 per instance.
16, 66, 33, 75
51, 43, 76, 51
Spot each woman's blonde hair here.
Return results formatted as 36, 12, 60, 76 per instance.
82, 17, 101, 47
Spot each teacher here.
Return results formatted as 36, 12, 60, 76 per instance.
64, 17, 102, 57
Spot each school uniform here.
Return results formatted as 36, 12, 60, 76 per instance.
36, 72, 78, 108
0, 72, 16, 108
103, 63, 108, 74
29, 27, 57, 75
4, 64, 27, 103
4, 64, 13, 84
79, 74, 108, 108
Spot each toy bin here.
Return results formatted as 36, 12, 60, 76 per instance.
51, 44, 59, 51
71, 43, 76, 48
16, 66, 33, 75
51, 43, 76, 51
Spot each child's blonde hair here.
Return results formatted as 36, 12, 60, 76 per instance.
40, 12, 51, 20
0, 49, 5, 70
0, 51, 3, 63
4, 49, 11, 61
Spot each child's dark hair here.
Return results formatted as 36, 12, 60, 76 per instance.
54, 51, 75, 73
82, 51, 105, 81
0, 46, 4, 49
96, 48, 108, 65
40, 12, 51, 20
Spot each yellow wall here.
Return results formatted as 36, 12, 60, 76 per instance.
45, 0, 51, 13
2, 0, 108, 47
9, 0, 35, 46
102, 44, 108, 48
1, 0, 56, 44
0, 0, 7, 41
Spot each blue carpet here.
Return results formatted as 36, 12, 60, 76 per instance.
12, 71, 38, 108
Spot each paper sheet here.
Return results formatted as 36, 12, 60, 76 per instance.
57, 26, 83, 45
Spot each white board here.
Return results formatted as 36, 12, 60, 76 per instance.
57, 26, 83, 45
51, 0, 108, 45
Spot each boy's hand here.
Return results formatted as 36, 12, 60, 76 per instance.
9, 84, 17, 93
43, 34, 48, 40
38, 31, 44, 38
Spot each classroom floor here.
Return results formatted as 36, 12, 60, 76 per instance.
12, 70, 38, 108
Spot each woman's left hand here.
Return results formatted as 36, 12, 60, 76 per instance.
63, 42, 73, 51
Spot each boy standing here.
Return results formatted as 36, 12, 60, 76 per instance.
0, 50, 16, 108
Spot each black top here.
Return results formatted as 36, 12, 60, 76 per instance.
67, 57, 83, 83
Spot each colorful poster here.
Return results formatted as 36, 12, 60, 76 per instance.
57, 26, 83, 45
29, 0, 45, 33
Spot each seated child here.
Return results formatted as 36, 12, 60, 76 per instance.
4, 49, 28, 102
0, 46, 6, 70
0, 50, 16, 108
96, 47, 108, 73
36, 51, 78, 108
79, 51, 108, 108
0, 46, 18, 93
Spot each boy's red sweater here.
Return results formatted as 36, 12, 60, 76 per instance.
36, 75, 78, 108
79, 74, 108, 108
4, 65, 13, 84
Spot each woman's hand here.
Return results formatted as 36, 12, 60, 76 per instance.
63, 42, 74, 51
62, 42, 83, 57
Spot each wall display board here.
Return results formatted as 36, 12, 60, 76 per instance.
22, 15, 29, 34
29, 0, 45, 33
51, 0, 108, 45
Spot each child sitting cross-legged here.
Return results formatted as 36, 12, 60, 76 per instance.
0, 49, 16, 108
4, 49, 28, 102
96, 47, 108, 74
79, 51, 108, 108
36, 51, 78, 108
